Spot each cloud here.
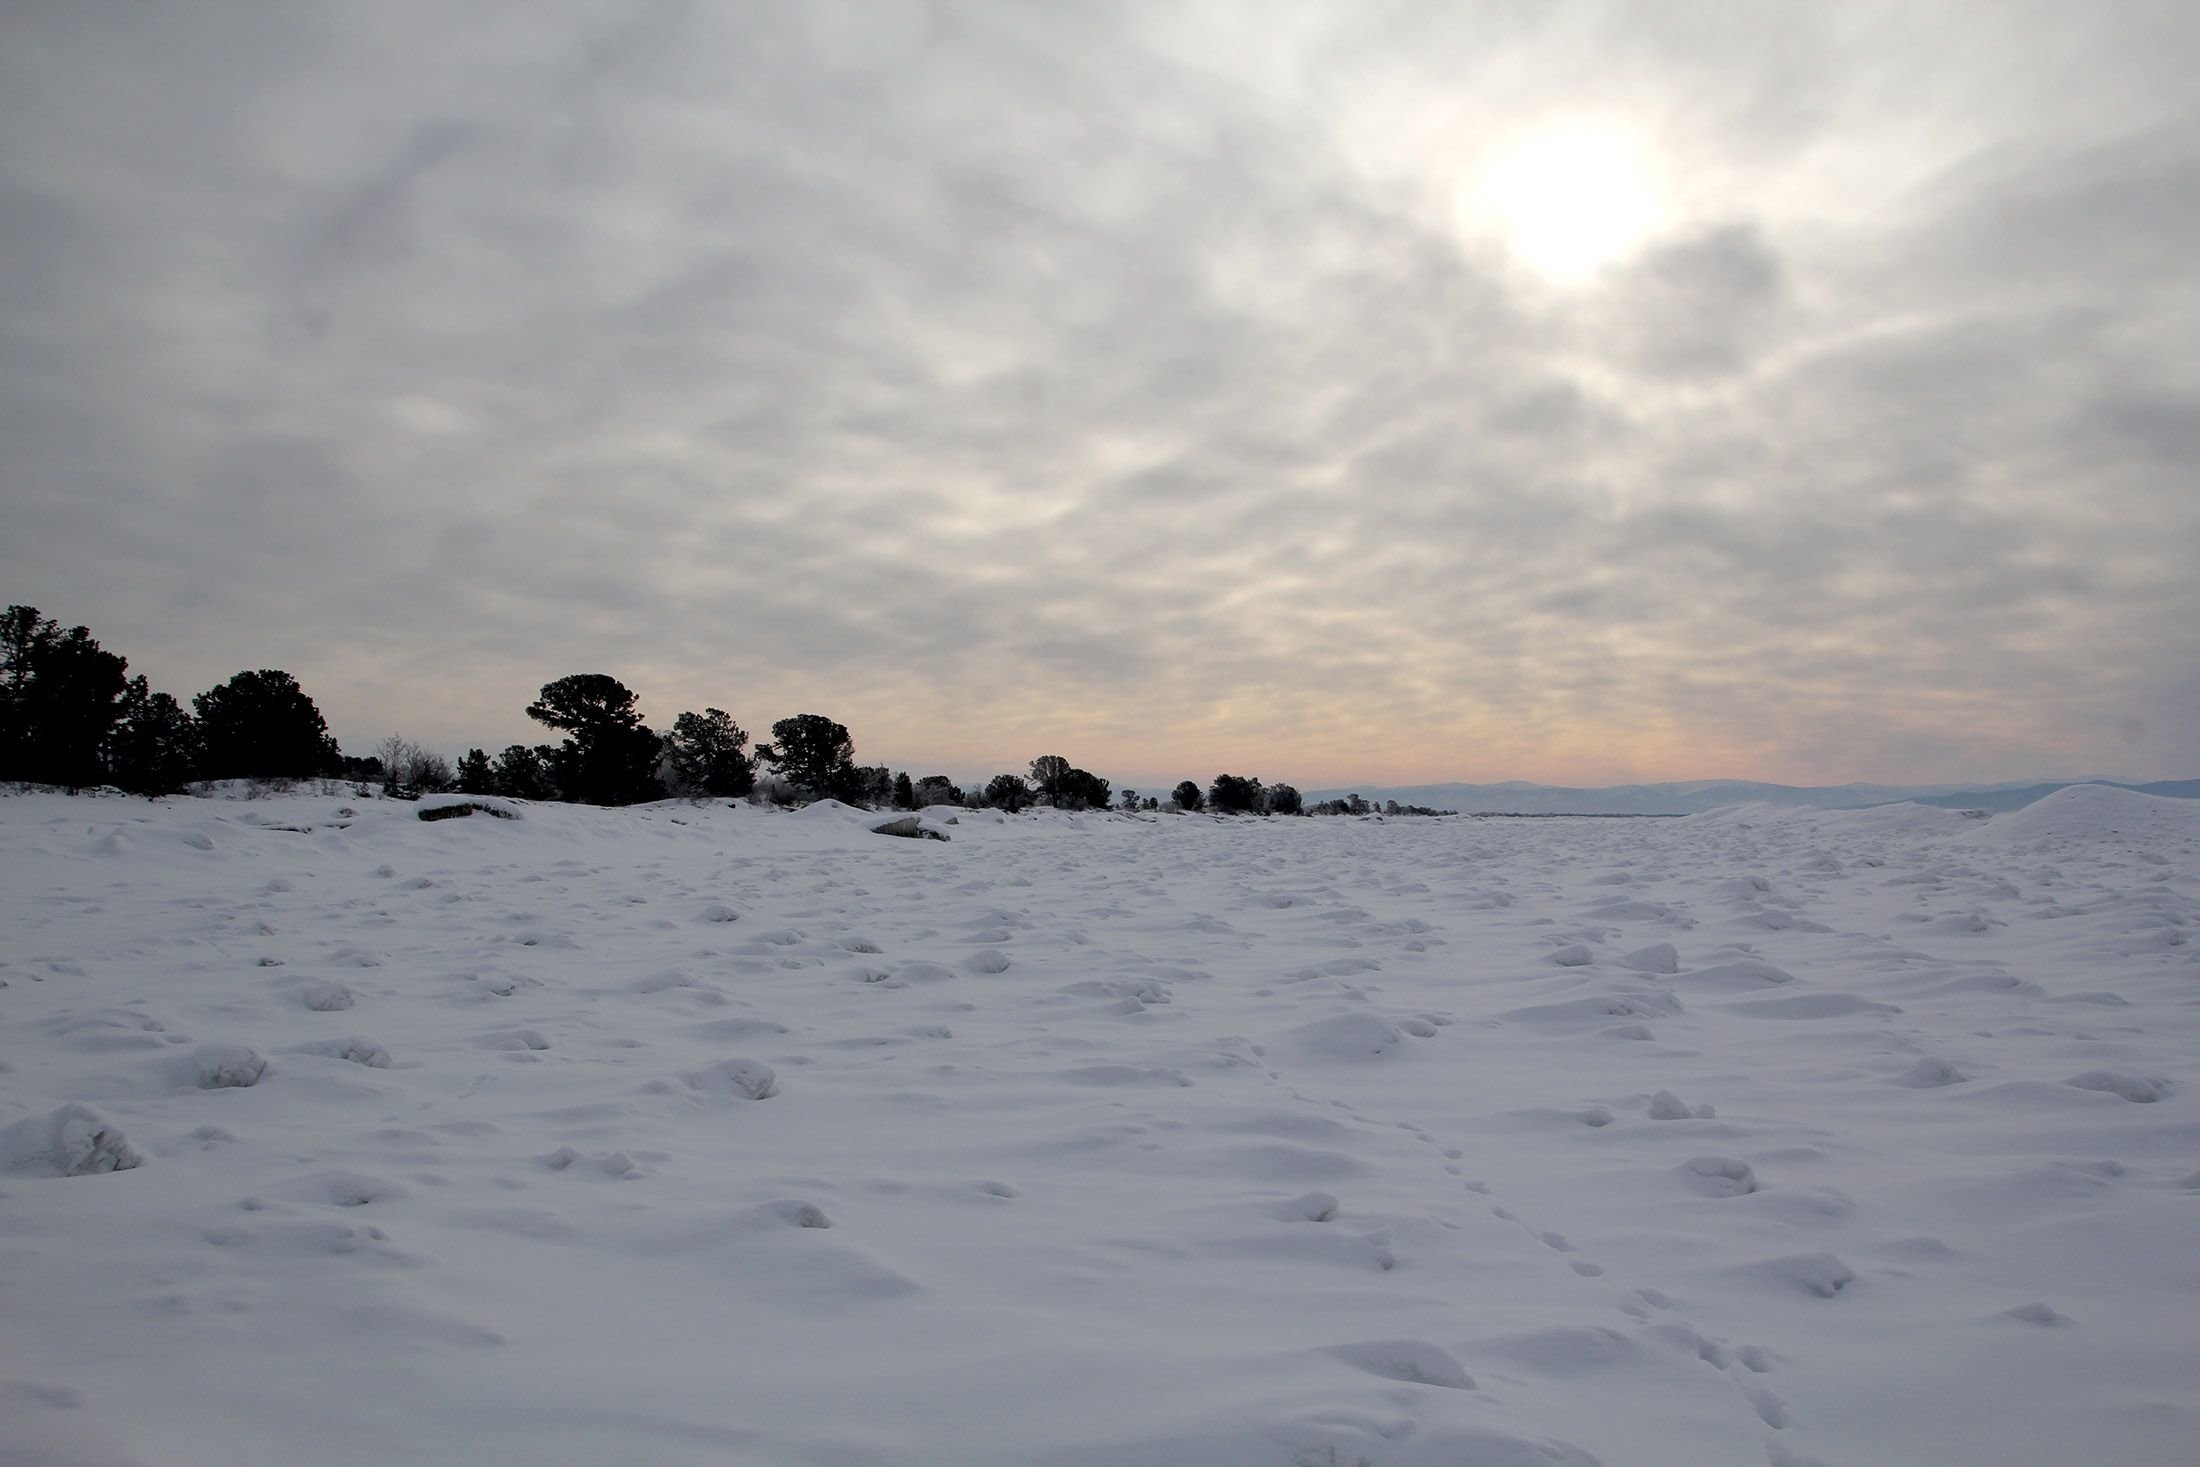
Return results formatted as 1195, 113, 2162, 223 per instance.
1, 1, 2195, 785
1605, 223, 1787, 378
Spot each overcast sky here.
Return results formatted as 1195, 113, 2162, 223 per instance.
3, 1, 2196, 790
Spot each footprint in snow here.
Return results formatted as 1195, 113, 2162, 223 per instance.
1321, 1338, 1475, 1390
1474, 1324, 1638, 1373
674, 1058, 780, 1100
1748, 1252, 1856, 1298
290, 1170, 411, 1207
1678, 1156, 1759, 1197
540, 1147, 647, 1179
733, 1199, 833, 1229
1268, 1190, 1340, 1222
293, 1036, 393, 1067
1898, 1058, 1969, 1088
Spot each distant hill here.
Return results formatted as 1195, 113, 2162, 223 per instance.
1299, 777, 2196, 817
1899, 778, 2200, 812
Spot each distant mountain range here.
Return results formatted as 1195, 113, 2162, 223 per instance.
1300, 777, 2200, 817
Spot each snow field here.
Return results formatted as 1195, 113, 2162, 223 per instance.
1, 785, 2196, 1466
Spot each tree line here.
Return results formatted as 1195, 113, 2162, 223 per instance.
2, 604, 1333, 816
3, 606, 333, 795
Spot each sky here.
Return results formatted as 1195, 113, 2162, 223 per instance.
2, 1, 2196, 792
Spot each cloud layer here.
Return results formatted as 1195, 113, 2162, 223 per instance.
3, 1, 2195, 787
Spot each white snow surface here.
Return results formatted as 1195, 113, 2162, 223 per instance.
2, 788, 2196, 1466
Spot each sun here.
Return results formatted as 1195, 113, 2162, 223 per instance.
1466, 121, 1666, 283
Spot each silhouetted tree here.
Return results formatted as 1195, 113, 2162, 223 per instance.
526, 675, 663, 805
1119, 788, 1139, 811
914, 774, 961, 807
892, 771, 915, 810
756, 714, 860, 803
1209, 773, 1265, 815
108, 675, 199, 795
194, 669, 341, 781
662, 708, 754, 798
491, 744, 555, 800
854, 765, 894, 809
454, 748, 496, 795
375, 734, 452, 796
0, 605, 49, 776
1028, 754, 1071, 806
1264, 783, 1303, 816
1171, 780, 1204, 811
1057, 767, 1111, 810
984, 773, 1032, 811
1309, 793, 1373, 816
0, 606, 130, 788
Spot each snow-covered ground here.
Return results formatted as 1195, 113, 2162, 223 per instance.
2, 785, 2195, 1467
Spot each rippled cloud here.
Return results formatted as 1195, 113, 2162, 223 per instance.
2, 1, 2194, 786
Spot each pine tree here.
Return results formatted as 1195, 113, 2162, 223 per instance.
454, 748, 496, 795
525, 675, 663, 806
662, 708, 754, 798
109, 675, 199, 795
755, 714, 861, 803
0, 607, 130, 788
193, 669, 340, 782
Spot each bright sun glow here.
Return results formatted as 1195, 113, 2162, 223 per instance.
1469, 122, 1666, 283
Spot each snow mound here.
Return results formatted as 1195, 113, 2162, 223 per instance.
1808, 801, 1980, 837
1686, 800, 1973, 838
790, 800, 955, 842
175, 1044, 270, 1089
1966, 784, 2200, 848
1, 1103, 145, 1176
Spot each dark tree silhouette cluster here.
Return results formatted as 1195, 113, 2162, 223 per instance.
2, 606, 128, 789
6, 604, 1338, 819
196, 670, 342, 782
3, 605, 343, 795
1027, 754, 1110, 810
